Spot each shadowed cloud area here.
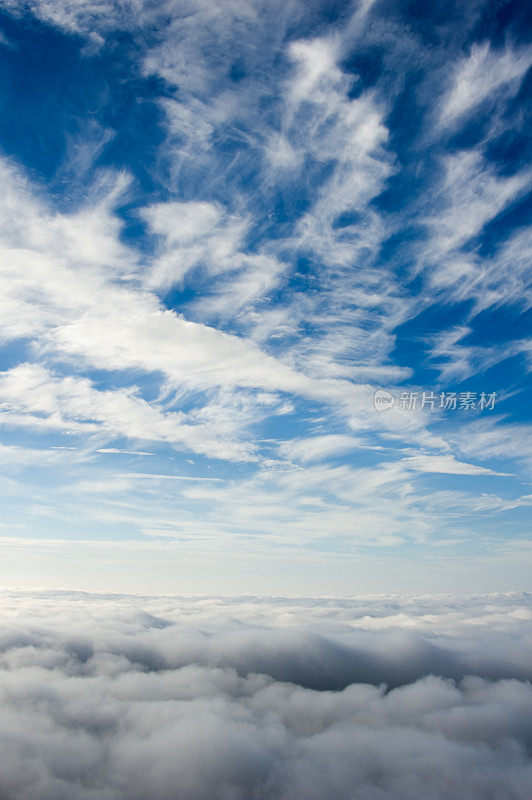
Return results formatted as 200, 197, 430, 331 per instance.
0, 591, 531, 799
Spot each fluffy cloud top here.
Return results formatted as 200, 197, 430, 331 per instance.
0, 591, 531, 800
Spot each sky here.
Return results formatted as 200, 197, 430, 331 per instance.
0, 0, 531, 593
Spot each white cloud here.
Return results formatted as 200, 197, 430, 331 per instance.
402, 454, 509, 477
0, 591, 530, 800
426, 325, 528, 382
0, 443, 78, 468
423, 151, 530, 268
0, 0, 139, 34
284, 36, 393, 266
142, 200, 249, 290
96, 448, 154, 456
453, 418, 532, 475
0, 157, 310, 402
472, 227, 532, 312
439, 42, 532, 129
413, 149, 532, 320
0, 364, 259, 462
278, 434, 362, 463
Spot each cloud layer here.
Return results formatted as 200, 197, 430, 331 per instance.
0, 591, 531, 799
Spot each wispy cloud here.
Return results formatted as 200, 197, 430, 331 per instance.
438, 41, 532, 130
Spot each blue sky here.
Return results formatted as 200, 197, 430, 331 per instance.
0, 0, 530, 593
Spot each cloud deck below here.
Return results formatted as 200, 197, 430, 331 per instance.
0, 591, 531, 799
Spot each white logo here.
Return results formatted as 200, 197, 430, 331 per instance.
374, 389, 395, 411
